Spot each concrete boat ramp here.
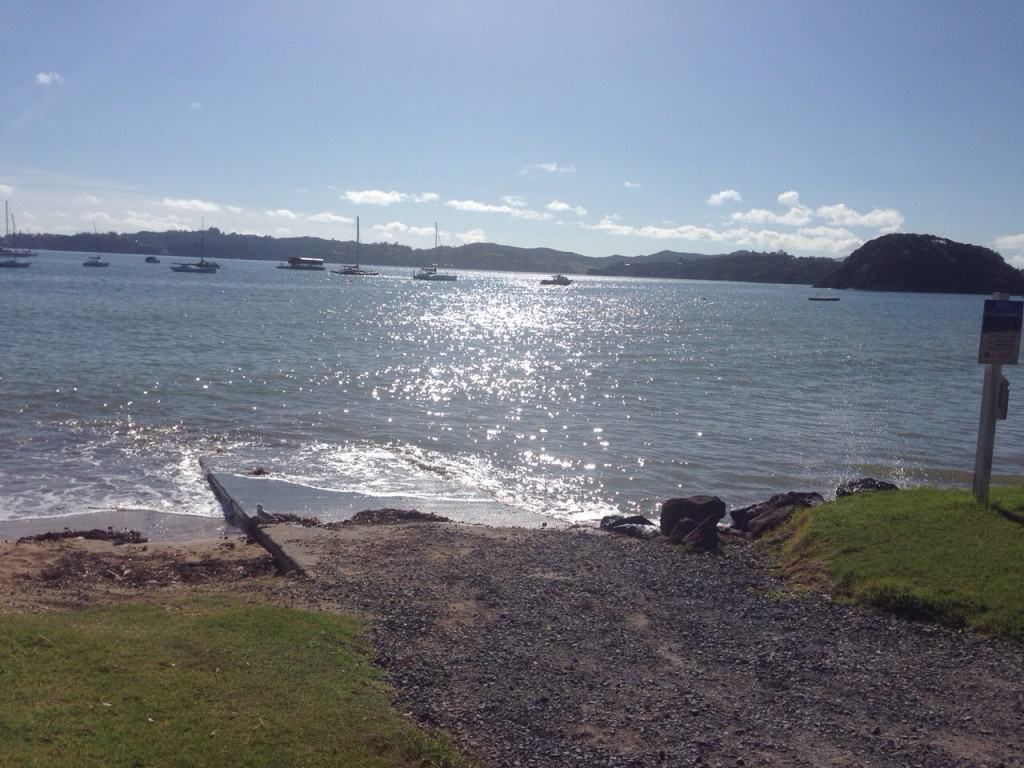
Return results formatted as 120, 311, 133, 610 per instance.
202, 461, 564, 576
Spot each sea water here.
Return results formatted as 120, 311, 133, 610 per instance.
1, 249, 1021, 524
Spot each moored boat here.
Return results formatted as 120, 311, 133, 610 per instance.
278, 256, 326, 271
540, 274, 572, 286
83, 254, 110, 267
330, 217, 379, 276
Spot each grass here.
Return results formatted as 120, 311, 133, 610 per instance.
764, 486, 1024, 641
0, 596, 471, 768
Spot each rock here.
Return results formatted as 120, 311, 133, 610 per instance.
836, 477, 899, 498
660, 496, 726, 537
247, 466, 271, 476
729, 492, 824, 538
674, 514, 722, 552
599, 515, 661, 540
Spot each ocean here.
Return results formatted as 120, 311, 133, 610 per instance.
1, 249, 1021, 525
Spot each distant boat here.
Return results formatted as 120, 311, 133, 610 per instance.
541, 274, 572, 286
278, 256, 326, 271
170, 220, 220, 273
0, 201, 32, 268
330, 217, 379, 276
145, 255, 161, 264
413, 223, 457, 281
808, 297, 840, 302
84, 222, 110, 267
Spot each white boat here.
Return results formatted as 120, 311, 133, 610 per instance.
413, 265, 457, 281
540, 274, 572, 286
330, 217, 379, 276
413, 223, 457, 281
84, 222, 110, 267
171, 221, 220, 273
0, 202, 32, 268
278, 256, 326, 271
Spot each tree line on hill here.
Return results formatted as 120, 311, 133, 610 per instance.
7, 228, 1023, 295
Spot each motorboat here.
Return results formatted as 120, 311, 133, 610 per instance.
83, 254, 110, 267
145, 255, 161, 264
330, 217, 379, 276
278, 256, 326, 271
540, 274, 572, 286
413, 265, 457, 281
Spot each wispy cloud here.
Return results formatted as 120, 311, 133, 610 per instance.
0, 183, 14, 196
343, 189, 407, 206
707, 189, 742, 206
816, 203, 903, 233
446, 198, 553, 221
520, 161, 576, 175
624, 180, 642, 189
730, 191, 811, 226
412, 192, 439, 203
502, 195, 528, 208
162, 197, 221, 212
36, 72, 65, 86
307, 211, 353, 224
372, 221, 435, 238
546, 200, 588, 217
190, 101, 202, 110
266, 209, 299, 219
457, 228, 487, 244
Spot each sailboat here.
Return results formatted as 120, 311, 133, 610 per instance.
83, 222, 110, 267
0, 202, 32, 268
331, 216, 379, 276
170, 220, 220, 273
413, 223, 457, 281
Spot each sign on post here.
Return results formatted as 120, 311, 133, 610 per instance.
973, 296, 1023, 504
978, 299, 1023, 364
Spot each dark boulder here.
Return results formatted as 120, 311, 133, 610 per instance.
730, 492, 824, 538
660, 496, 726, 551
836, 477, 899, 498
599, 515, 661, 540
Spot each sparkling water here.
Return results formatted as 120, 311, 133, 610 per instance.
2, 249, 1021, 524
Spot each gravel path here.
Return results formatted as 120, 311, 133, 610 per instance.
268, 523, 1024, 768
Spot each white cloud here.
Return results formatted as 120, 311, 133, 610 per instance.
372, 221, 435, 238
162, 197, 221, 212
707, 189, 742, 206
995, 234, 1024, 254
457, 228, 487, 244
624, 180, 642, 189
730, 190, 812, 227
520, 161, 576, 175
585, 216, 724, 241
816, 203, 903, 233
226, 205, 243, 214
502, 195, 528, 208
0, 183, 14, 196
265, 208, 299, 219
343, 189, 407, 206
546, 199, 587, 217
307, 211, 353, 224
412, 192, 439, 203
777, 190, 801, 208
190, 101, 202, 110
724, 226, 862, 254
36, 72, 65, 86
446, 198, 553, 220
121, 211, 189, 231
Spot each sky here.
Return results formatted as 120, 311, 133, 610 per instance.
1, 0, 1022, 262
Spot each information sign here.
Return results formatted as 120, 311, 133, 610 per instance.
978, 299, 1023, 365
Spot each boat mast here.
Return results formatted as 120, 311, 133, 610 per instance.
434, 222, 438, 249
4, 200, 8, 243
200, 216, 205, 264
356, 216, 360, 266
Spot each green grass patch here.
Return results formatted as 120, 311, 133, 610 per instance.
764, 486, 1024, 641
0, 596, 470, 767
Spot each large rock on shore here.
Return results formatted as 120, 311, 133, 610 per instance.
836, 477, 899, 498
660, 496, 726, 551
730, 492, 824, 538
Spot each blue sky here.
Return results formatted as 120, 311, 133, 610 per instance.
2, 0, 1021, 261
